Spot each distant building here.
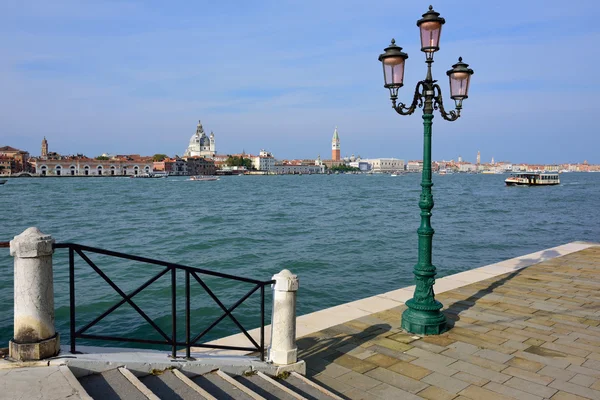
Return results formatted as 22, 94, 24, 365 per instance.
361, 158, 405, 173
331, 127, 340, 161
185, 156, 216, 176
407, 160, 423, 172
153, 157, 188, 176
184, 120, 216, 158
476, 151, 480, 165
273, 163, 325, 174
252, 150, 276, 171
0, 146, 31, 175
32, 141, 154, 176
458, 163, 477, 172
348, 161, 370, 171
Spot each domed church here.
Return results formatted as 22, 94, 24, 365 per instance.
184, 120, 216, 158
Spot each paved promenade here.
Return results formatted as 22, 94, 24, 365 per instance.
298, 245, 600, 399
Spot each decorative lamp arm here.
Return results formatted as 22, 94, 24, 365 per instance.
433, 84, 461, 122
393, 81, 425, 116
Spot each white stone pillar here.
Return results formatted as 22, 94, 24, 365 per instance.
268, 269, 299, 365
9, 227, 60, 361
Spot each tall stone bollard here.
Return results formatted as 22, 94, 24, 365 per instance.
9, 227, 60, 361
268, 269, 299, 365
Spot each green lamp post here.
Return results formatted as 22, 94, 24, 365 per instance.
378, 5, 474, 335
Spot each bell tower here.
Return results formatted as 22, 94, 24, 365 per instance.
41, 137, 48, 159
331, 127, 340, 161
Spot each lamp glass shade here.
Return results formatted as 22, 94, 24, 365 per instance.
378, 39, 408, 88
446, 57, 474, 100
419, 21, 442, 52
383, 57, 406, 88
449, 71, 471, 99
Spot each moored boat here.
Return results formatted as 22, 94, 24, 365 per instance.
505, 172, 560, 186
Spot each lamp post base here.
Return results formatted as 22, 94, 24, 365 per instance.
401, 302, 447, 335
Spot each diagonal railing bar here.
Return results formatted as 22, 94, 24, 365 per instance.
76, 266, 171, 336
75, 248, 171, 342
191, 283, 262, 345
190, 271, 260, 350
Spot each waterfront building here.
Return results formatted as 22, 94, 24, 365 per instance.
459, 163, 477, 173
476, 151, 480, 165
34, 152, 154, 176
153, 157, 188, 176
273, 163, 325, 174
184, 156, 216, 176
331, 127, 340, 161
252, 150, 276, 172
544, 164, 560, 172
407, 160, 424, 172
183, 120, 216, 158
321, 159, 344, 169
361, 158, 405, 173
0, 146, 30, 175
348, 161, 370, 171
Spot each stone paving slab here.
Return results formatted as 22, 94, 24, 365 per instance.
299, 245, 600, 399
0, 366, 85, 400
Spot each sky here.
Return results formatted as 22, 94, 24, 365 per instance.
1, 0, 599, 164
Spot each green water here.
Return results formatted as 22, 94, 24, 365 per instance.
1, 173, 599, 349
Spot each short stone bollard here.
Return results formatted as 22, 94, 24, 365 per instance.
268, 269, 299, 365
9, 227, 60, 361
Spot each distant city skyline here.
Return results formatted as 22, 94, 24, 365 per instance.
10, 134, 596, 168
1, 1, 599, 163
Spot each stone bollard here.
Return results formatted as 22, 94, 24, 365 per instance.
9, 227, 60, 361
268, 269, 299, 365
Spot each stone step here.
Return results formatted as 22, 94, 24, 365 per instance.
78, 367, 148, 400
235, 372, 307, 400
77, 367, 343, 400
140, 369, 209, 400
277, 372, 345, 400
190, 370, 259, 400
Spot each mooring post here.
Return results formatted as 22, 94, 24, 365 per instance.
9, 227, 60, 361
268, 269, 299, 365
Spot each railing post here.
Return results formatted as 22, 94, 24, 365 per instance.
268, 269, 299, 365
9, 227, 60, 361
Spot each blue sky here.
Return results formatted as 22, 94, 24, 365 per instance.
1, 0, 599, 164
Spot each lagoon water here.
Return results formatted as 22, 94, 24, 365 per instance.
1, 173, 599, 349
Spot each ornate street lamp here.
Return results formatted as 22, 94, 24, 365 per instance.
378, 5, 473, 335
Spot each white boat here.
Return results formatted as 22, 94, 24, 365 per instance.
189, 175, 219, 181
505, 172, 560, 186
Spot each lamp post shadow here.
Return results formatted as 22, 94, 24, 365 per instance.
441, 249, 562, 328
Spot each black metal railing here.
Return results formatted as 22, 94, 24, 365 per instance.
53, 243, 274, 360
